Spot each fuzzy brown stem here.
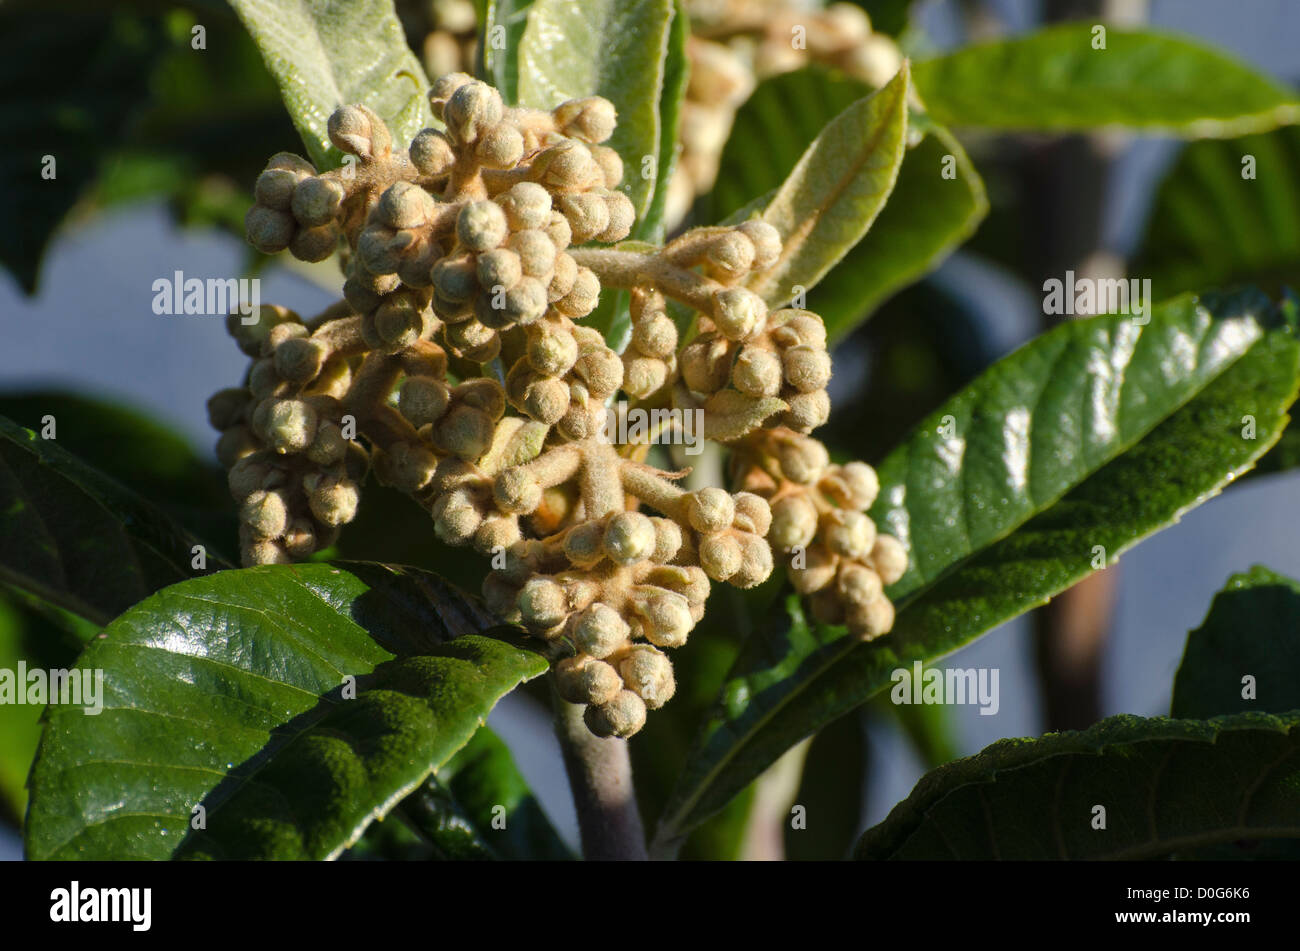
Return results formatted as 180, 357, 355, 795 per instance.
553, 690, 648, 861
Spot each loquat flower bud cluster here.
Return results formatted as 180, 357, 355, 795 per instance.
217, 69, 904, 739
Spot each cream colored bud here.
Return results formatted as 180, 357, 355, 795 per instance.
207, 388, 250, 431
409, 128, 456, 176
443, 80, 504, 145
687, 487, 735, 533
597, 191, 635, 243
273, 337, 327, 384
306, 420, 347, 467
733, 492, 772, 536
869, 534, 908, 586
573, 343, 622, 397
632, 312, 677, 359
506, 229, 558, 277
618, 646, 675, 709
255, 168, 300, 211
527, 325, 578, 376
823, 461, 880, 511
778, 436, 830, 484
783, 345, 832, 393
708, 231, 756, 276
789, 544, 838, 594
548, 252, 578, 302
650, 517, 683, 564
623, 356, 669, 399
264, 399, 318, 454
431, 487, 483, 544
430, 72, 475, 111
497, 182, 552, 230
823, 509, 876, 560
584, 689, 647, 738
241, 489, 288, 539
458, 199, 508, 252
399, 376, 452, 428
557, 193, 610, 244
556, 656, 623, 706
304, 473, 360, 526
244, 536, 291, 565
517, 577, 569, 630
738, 220, 781, 270
433, 404, 495, 461
473, 249, 521, 295
522, 376, 570, 423
246, 205, 294, 254
544, 210, 573, 250
282, 518, 318, 559
590, 145, 624, 187
603, 511, 657, 565
377, 181, 435, 230
732, 345, 783, 397
847, 596, 895, 641
553, 96, 617, 144
681, 337, 729, 394
494, 467, 543, 514
431, 253, 479, 302
729, 533, 774, 589
698, 533, 742, 581
476, 121, 524, 169
770, 494, 819, 550
473, 513, 522, 555
290, 223, 338, 263
837, 562, 884, 607
375, 293, 431, 348
712, 287, 766, 341
227, 454, 271, 501
639, 592, 693, 648
532, 141, 602, 192
327, 104, 390, 160
772, 310, 828, 350
556, 266, 601, 318
574, 603, 629, 659
784, 389, 831, 432
458, 379, 506, 419
564, 520, 607, 567
291, 176, 346, 228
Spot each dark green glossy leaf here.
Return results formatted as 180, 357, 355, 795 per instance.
396, 727, 572, 860
24, 562, 547, 859
0, 592, 93, 826
913, 24, 1300, 135
228, 0, 434, 169
0, 390, 235, 553
1172, 565, 1300, 720
518, 0, 675, 222
1134, 126, 1300, 300
0, 11, 170, 292
0, 415, 231, 627
785, 712, 865, 861
749, 64, 909, 306
855, 711, 1300, 860
656, 288, 1300, 843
